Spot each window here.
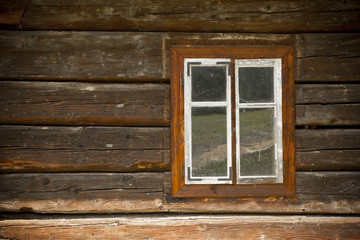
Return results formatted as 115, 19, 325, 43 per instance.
171, 46, 295, 197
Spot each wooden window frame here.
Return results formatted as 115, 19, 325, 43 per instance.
171, 45, 295, 198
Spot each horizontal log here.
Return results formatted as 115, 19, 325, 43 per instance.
164, 172, 360, 214
0, 173, 164, 213
296, 172, 360, 195
1, 31, 358, 83
295, 84, 360, 104
0, 126, 169, 172
22, 0, 360, 33
296, 104, 360, 126
0, 31, 298, 81
1, 127, 358, 173
1, 81, 358, 127
296, 150, 360, 171
297, 34, 360, 81
0, 81, 170, 126
1, 172, 359, 214
0, 0, 30, 27
295, 129, 360, 151
0, 31, 163, 80
0, 215, 359, 240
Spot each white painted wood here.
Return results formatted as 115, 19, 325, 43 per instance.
235, 59, 283, 184
184, 58, 231, 184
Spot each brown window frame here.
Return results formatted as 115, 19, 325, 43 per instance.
170, 45, 295, 198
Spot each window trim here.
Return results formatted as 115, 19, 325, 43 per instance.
170, 45, 295, 198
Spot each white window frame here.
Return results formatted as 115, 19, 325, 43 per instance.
184, 58, 232, 184
235, 59, 283, 184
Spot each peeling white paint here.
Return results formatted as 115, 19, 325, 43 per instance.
80, 86, 96, 91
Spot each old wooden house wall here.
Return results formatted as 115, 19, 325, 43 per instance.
0, 1, 359, 238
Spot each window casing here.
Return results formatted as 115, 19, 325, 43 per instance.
171, 46, 295, 197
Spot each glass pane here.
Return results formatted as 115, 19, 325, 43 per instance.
239, 108, 275, 176
191, 107, 227, 177
238, 67, 273, 103
192, 66, 227, 102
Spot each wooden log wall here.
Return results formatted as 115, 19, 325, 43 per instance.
1, 1, 360, 239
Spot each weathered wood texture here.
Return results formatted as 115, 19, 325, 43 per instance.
296, 104, 360, 126
296, 129, 360, 151
0, 31, 163, 81
296, 150, 360, 171
0, 126, 169, 172
0, 172, 359, 213
0, 173, 164, 213
1, 31, 359, 82
1, 81, 359, 127
0, 81, 170, 126
0, 0, 30, 27
296, 129, 360, 171
295, 84, 360, 104
297, 34, 360, 82
1, 215, 359, 239
1, 127, 358, 173
21, 0, 360, 33
163, 172, 360, 214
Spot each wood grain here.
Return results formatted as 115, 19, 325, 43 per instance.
1, 128, 357, 171
163, 171, 360, 214
296, 150, 360, 171
0, 81, 170, 126
0, 126, 170, 172
1, 31, 359, 83
296, 84, 360, 104
0, 173, 164, 213
22, 0, 360, 33
1, 172, 359, 214
296, 34, 360, 82
0, 81, 358, 127
296, 104, 360, 126
1, 127, 358, 173
1, 215, 359, 240
0, 0, 30, 27
0, 31, 163, 81
296, 129, 360, 151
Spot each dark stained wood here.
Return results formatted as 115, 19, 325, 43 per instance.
0, 81, 170, 126
296, 84, 360, 104
296, 129, 360, 151
296, 34, 360, 82
296, 104, 360, 126
300, 34, 360, 58
296, 172, 360, 195
0, 173, 164, 213
1, 31, 358, 83
0, 82, 358, 127
0, 31, 298, 81
0, 0, 30, 27
0, 81, 358, 127
22, 0, 360, 33
8, 128, 355, 172
0, 126, 170, 172
295, 129, 360, 171
1, 215, 359, 240
296, 150, 360, 171
1, 172, 360, 214
0, 31, 163, 81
